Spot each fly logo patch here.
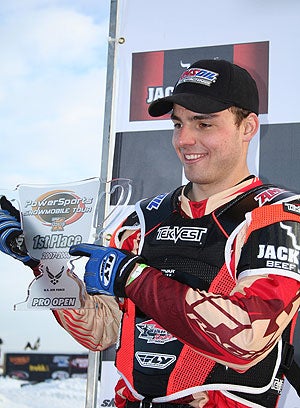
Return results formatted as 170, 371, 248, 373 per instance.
156, 226, 207, 244
177, 67, 219, 87
254, 187, 286, 206
136, 319, 177, 344
146, 193, 168, 211
135, 352, 176, 369
100, 253, 116, 288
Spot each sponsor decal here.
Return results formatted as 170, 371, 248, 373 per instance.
100, 253, 116, 288
257, 244, 299, 271
53, 356, 69, 367
257, 222, 300, 273
70, 357, 88, 369
136, 319, 177, 344
146, 193, 168, 210
254, 187, 286, 206
156, 226, 207, 244
145, 62, 194, 104
180, 60, 190, 69
9, 356, 30, 365
9, 370, 29, 380
101, 399, 115, 407
177, 67, 219, 87
23, 190, 94, 231
29, 364, 50, 372
51, 370, 69, 380
146, 86, 173, 104
161, 268, 176, 277
283, 202, 300, 215
135, 351, 176, 369
271, 377, 284, 394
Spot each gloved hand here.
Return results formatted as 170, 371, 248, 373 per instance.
0, 196, 39, 268
69, 243, 144, 297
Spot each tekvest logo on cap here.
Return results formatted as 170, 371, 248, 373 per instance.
177, 67, 219, 87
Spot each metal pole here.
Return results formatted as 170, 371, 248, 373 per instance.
85, 351, 101, 408
101, 0, 119, 186
85, 1, 119, 407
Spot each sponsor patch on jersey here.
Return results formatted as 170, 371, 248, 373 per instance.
254, 187, 286, 206
136, 319, 177, 344
156, 226, 207, 245
257, 243, 299, 272
254, 222, 300, 274
146, 193, 168, 211
177, 67, 219, 87
283, 202, 300, 216
135, 351, 176, 369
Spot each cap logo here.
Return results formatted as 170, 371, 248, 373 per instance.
177, 67, 219, 87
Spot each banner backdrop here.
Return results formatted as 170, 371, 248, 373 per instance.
101, 1, 300, 406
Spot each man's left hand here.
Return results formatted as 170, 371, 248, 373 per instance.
69, 243, 143, 297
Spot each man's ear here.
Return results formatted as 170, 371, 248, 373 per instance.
242, 113, 259, 142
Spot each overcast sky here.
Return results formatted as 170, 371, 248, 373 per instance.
0, 0, 111, 356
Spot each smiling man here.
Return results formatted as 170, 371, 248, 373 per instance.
66, 60, 300, 407
170, 106, 258, 200
1, 59, 300, 408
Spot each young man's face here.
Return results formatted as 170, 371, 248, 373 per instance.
171, 104, 256, 198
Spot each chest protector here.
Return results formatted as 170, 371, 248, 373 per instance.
115, 185, 298, 407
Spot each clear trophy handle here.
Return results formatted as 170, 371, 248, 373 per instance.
94, 178, 132, 244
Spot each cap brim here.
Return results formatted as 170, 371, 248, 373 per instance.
148, 93, 233, 117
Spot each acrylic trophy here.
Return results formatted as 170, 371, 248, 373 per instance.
10, 177, 132, 310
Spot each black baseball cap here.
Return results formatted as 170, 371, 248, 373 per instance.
148, 59, 259, 116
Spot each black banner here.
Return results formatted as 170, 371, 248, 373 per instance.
4, 352, 89, 382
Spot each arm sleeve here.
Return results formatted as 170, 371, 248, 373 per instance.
52, 212, 141, 351
126, 267, 300, 371
53, 294, 122, 351
236, 203, 300, 283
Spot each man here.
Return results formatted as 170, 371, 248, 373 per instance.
0, 59, 300, 408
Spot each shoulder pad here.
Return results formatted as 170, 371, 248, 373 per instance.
135, 186, 182, 234
216, 184, 300, 236
121, 211, 140, 228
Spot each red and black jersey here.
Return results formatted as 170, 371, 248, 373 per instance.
54, 177, 300, 408
120, 181, 300, 407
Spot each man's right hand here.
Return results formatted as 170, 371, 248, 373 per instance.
0, 196, 39, 268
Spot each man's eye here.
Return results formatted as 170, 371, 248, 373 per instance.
173, 122, 182, 129
199, 123, 211, 128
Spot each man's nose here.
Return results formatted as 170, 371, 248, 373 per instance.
178, 126, 196, 146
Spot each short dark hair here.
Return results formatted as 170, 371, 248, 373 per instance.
229, 106, 252, 127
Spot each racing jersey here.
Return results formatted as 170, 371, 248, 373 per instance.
54, 176, 300, 408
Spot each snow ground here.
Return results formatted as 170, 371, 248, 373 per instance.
0, 374, 299, 408
0, 358, 118, 408
0, 377, 88, 408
